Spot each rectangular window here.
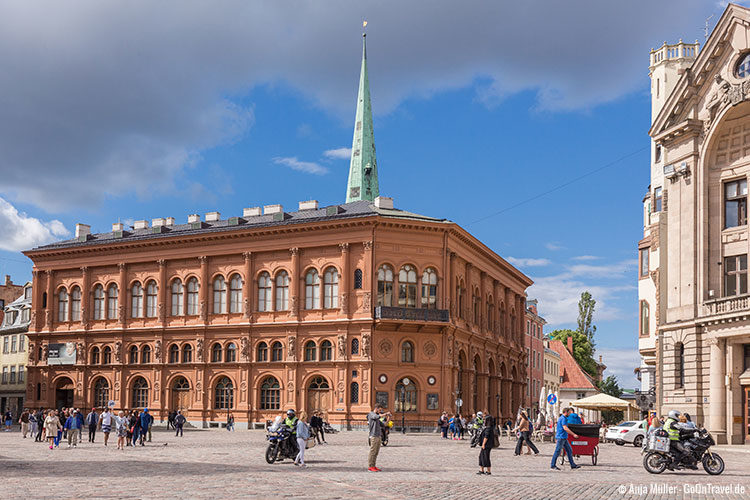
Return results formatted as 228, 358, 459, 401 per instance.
724, 254, 748, 296
640, 301, 650, 336
640, 248, 649, 278
18, 366, 24, 383
9, 366, 16, 384
725, 179, 748, 228
19, 334, 24, 352
11, 335, 16, 353
2, 337, 7, 354
2, 367, 8, 384
654, 187, 662, 212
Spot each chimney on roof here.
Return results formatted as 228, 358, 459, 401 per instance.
112, 222, 124, 232
134, 220, 149, 230
263, 204, 283, 215
243, 207, 261, 217
152, 218, 166, 227
165, 217, 175, 226
75, 223, 91, 239
567, 336, 573, 354
205, 211, 220, 222
374, 196, 393, 209
4, 275, 10, 286
599, 355, 603, 364
187, 214, 201, 223
298, 200, 319, 211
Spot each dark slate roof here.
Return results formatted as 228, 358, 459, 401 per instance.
30, 200, 450, 252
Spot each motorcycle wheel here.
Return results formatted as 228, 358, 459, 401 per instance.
265, 443, 279, 464
702, 453, 725, 475
643, 452, 667, 474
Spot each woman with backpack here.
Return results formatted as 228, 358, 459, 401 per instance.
513, 410, 539, 456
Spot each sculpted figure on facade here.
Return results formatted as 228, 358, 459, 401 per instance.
196, 338, 204, 361
158, 302, 165, 322
288, 336, 296, 359
76, 342, 85, 364
115, 341, 122, 362
42, 344, 48, 361
362, 332, 371, 358
155, 340, 162, 361
44, 309, 51, 329
337, 335, 346, 358
200, 300, 207, 322
28, 343, 35, 363
243, 297, 251, 319
241, 337, 249, 360
118, 305, 125, 324
362, 291, 371, 311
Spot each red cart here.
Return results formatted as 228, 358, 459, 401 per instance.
557, 424, 601, 466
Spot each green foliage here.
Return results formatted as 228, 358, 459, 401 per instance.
548, 328, 598, 378
598, 375, 623, 398
577, 291, 597, 342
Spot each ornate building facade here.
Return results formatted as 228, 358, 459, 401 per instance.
21, 34, 531, 428
0, 282, 31, 416
639, 3, 750, 444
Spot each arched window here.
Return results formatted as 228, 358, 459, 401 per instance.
93, 378, 109, 408
398, 265, 417, 308
229, 274, 243, 313
257, 342, 268, 362
395, 377, 417, 412
57, 288, 69, 322
271, 341, 283, 362
377, 265, 394, 306
323, 267, 339, 309
304, 341, 317, 361
275, 271, 289, 311
305, 269, 320, 309
350, 381, 359, 404
351, 338, 359, 355
145, 281, 158, 318
93, 285, 105, 320
132, 377, 149, 408
102, 346, 112, 364
676, 343, 685, 389
473, 289, 480, 324
401, 340, 414, 363
225, 342, 237, 362
211, 343, 223, 363
308, 376, 329, 389
91, 346, 100, 365
107, 284, 118, 320
169, 344, 179, 363
70, 286, 81, 321
171, 279, 184, 316
141, 345, 151, 364
320, 340, 333, 361
182, 344, 193, 363
186, 278, 199, 315
213, 275, 227, 314
131, 282, 143, 318
214, 377, 234, 409
129, 345, 138, 364
260, 377, 280, 410
354, 269, 363, 289
257, 272, 272, 312
421, 268, 438, 308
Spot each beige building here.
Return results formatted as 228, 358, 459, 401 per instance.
640, 3, 750, 444
543, 339, 561, 397
0, 283, 31, 417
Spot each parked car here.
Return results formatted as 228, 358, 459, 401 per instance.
605, 420, 647, 447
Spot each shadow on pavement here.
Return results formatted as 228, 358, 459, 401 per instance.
0, 460, 248, 477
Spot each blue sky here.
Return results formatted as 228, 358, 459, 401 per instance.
0, 1, 735, 388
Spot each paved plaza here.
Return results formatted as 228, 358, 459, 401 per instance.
1, 427, 750, 499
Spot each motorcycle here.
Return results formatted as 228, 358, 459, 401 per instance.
642, 428, 724, 475
265, 425, 298, 464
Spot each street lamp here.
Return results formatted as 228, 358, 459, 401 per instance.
495, 394, 500, 420
401, 377, 410, 434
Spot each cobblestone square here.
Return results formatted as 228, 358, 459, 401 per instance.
1, 428, 750, 499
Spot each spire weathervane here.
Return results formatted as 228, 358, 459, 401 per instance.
345, 24, 379, 203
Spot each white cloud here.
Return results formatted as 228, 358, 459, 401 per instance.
506, 257, 551, 267
572, 255, 600, 261
0, 197, 69, 251
272, 156, 329, 175
545, 242, 565, 251
597, 347, 641, 390
566, 259, 637, 278
0, 1, 715, 213
323, 147, 352, 160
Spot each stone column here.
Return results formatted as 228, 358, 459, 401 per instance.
158, 259, 167, 323
493, 280, 501, 337
363, 241, 373, 312
465, 262, 472, 323
479, 271, 486, 332
199, 256, 208, 322
45, 270, 54, 331
339, 243, 350, 315
243, 252, 252, 319
289, 248, 299, 318
80, 266, 90, 329
448, 252, 456, 317
708, 337, 727, 444
118, 263, 127, 327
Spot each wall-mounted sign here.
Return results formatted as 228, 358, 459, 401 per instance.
375, 391, 388, 408
426, 393, 439, 410
48, 342, 76, 365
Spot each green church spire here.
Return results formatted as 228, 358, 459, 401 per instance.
346, 32, 379, 203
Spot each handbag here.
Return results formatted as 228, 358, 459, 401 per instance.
306, 437, 316, 449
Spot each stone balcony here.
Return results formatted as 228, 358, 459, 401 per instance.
374, 306, 450, 323
701, 294, 750, 317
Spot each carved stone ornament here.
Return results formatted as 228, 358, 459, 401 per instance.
363, 240, 373, 251
115, 341, 122, 362
289, 247, 299, 257
362, 382, 368, 392
423, 341, 437, 358
290, 296, 298, 313
706, 336, 720, 347
703, 76, 750, 139
200, 300, 207, 321
28, 343, 35, 363
158, 302, 165, 321
288, 336, 296, 358
337, 335, 346, 358
241, 337, 249, 360
155, 340, 162, 361
362, 333, 371, 358
118, 305, 125, 323
337, 381, 345, 393
243, 297, 251, 319
362, 291, 372, 311
76, 342, 84, 364
340, 292, 349, 313
44, 309, 52, 328
339, 242, 349, 253
379, 339, 393, 356
42, 344, 49, 361
30, 310, 37, 327
197, 338, 204, 361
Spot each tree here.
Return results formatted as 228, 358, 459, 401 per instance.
577, 291, 597, 343
598, 375, 624, 425
548, 328, 598, 379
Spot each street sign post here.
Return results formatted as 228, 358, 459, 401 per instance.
547, 394, 557, 405
455, 398, 463, 408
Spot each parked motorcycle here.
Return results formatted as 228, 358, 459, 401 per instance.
642, 428, 724, 475
265, 425, 298, 464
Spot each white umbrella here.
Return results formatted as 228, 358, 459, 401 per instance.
539, 386, 547, 413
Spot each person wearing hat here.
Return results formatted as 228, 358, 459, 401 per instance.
139, 408, 153, 446
86, 408, 99, 443
284, 409, 298, 433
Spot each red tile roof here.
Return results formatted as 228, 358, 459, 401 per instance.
549, 339, 597, 390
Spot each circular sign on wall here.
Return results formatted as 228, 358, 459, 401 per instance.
427, 376, 436, 385
378, 374, 387, 384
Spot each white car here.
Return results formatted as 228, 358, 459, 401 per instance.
605, 420, 647, 447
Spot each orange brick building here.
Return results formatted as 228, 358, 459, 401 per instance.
21, 34, 531, 428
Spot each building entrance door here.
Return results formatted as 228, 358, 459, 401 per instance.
171, 377, 191, 418
306, 376, 330, 413
55, 377, 74, 409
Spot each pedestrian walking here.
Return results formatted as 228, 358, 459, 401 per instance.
439, 411, 449, 439
44, 410, 61, 450
75, 408, 84, 442
132, 410, 142, 447
174, 410, 186, 437
64, 409, 81, 447
115, 411, 128, 450
226, 412, 235, 432
513, 411, 539, 456
294, 411, 311, 467
35, 410, 45, 442
367, 404, 386, 472
4, 410, 12, 431
550, 407, 581, 471
86, 408, 99, 443
309, 411, 325, 444
167, 410, 176, 430
478, 416, 496, 475
19, 408, 30, 438
139, 409, 152, 445
29, 410, 38, 439
100, 407, 113, 446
